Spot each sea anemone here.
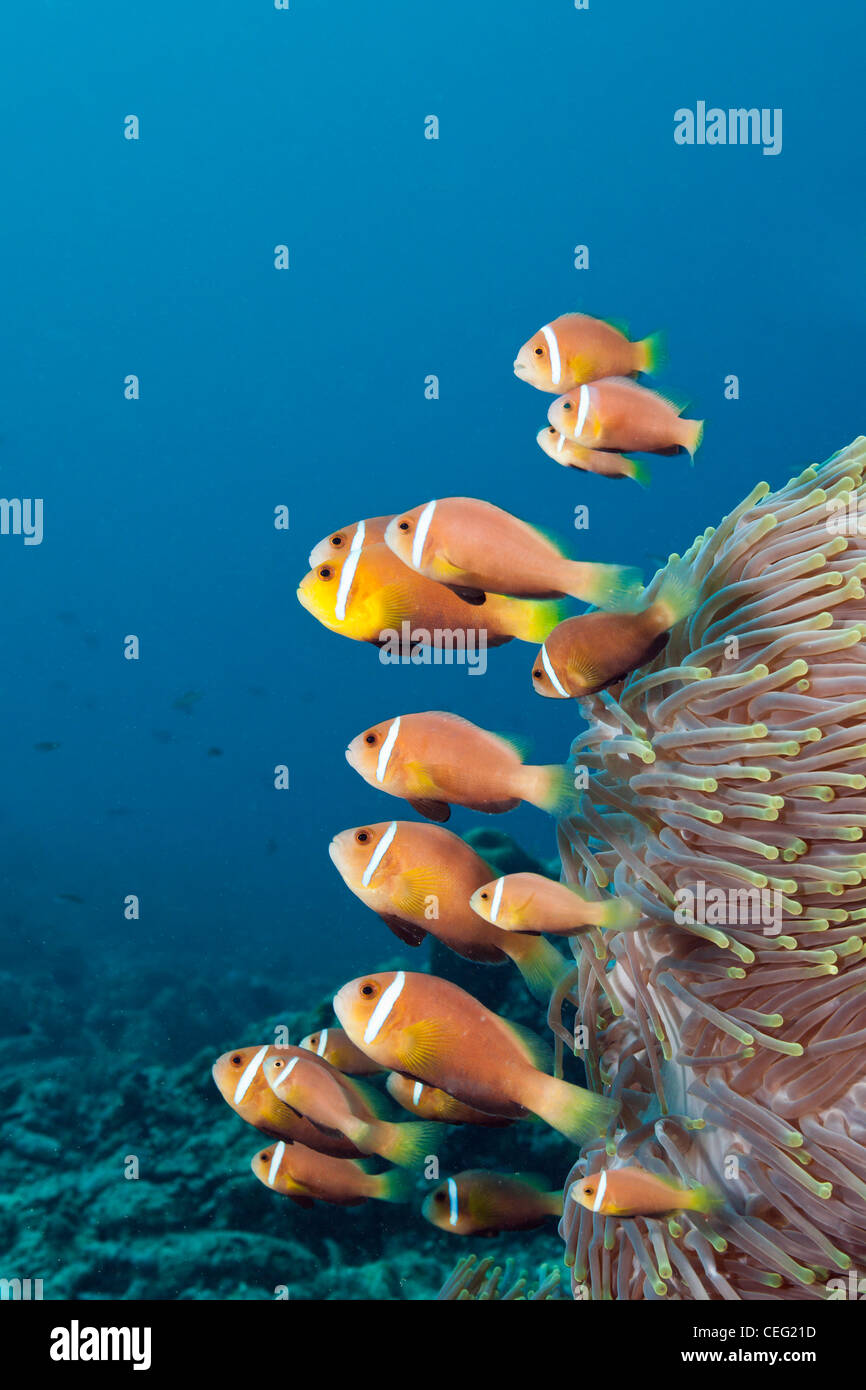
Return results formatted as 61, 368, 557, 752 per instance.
555, 438, 866, 1299
437, 1253, 563, 1300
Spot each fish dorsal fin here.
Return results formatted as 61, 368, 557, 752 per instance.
492, 731, 532, 761
399, 1019, 455, 1077
495, 1016, 553, 1072
378, 911, 427, 948
513, 1171, 557, 1192
343, 1075, 391, 1120
601, 315, 630, 338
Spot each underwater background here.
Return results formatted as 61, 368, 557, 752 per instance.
1, 0, 863, 1298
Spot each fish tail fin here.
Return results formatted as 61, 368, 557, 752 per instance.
680, 418, 704, 461
596, 895, 642, 931
499, 596, 568, 644
636, 330, 667, 375
527, 1073, 619, 1145
625, 456, 652, 489
688, 1184, 724, 1216
520, 763, 579, 818
570, 561, 644, 612
373, 1167, 416, 1204
366, 1119, 439, 1171
503, 933, 572, 1003
654, 559, 699, 631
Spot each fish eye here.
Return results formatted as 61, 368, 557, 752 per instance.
533, 668, 542, 679
361, 981, 378, 997
480, 892, 489, 900
331, 534, 344, 546
398, 520, 410, 531
548, 426, 556, 434
231, 1055, 242, 1065
584, 1185, 595, 1196
434, 1190, 447, 1203
310, 1036, 318, 1045
272, 1058, 283, 1069
356, 829, 371, 843
319, 565, 334, 580
562, 401, 572, 410
535, 346, 544, 356
365, 733, 377, 745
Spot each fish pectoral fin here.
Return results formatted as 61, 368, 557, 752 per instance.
374, 582, 416, 634
408, 798, 451, 823
566, 651, 604, 692
378, 912, 428, 948
392, 866, 451, 918
400, 1019, 453, 1076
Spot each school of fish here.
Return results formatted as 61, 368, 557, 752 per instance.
211, 309, 718, 1251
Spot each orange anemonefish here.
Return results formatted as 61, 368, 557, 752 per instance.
536, 427, 650, 486
250, 1139, 412, 1207
423, 1169, 563, 1235
211, 1045, 361, 1157
571, 1166, 721, 1218
333, 970, 617, 1143
299, 1025, 385, 1075
514, 312, 665, 393
328, 820, 570, 1002
385, 1072, 516, 1127
345, 709, 576, 822
384, 497, 642, 611
470, 871, 640, 935
548, 378, 703, 459
308, 515, 393, 568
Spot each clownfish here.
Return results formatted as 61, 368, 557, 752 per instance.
470, 871, 640, 935
251, 1139, 412, 1207
308, 515, 393, 568
571, 1165, 721, 1218
549, 378, 703, 459
297, 543, 563, 647
514, 312, 665, 393
531, 564, 696, 699
536, 427, 650, 486
299, 1026, 385, 1075
345, 710, 576, 822
334, 970, 617, 1143
385, 1072, 516, 1127
384, 497, 642, 612
329, 820, 571, 1002
263, 1051, 437, 1169
423, 1170, 563, 1235
211, 1045, 361, 1157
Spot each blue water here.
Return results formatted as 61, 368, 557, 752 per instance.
1, 0, 862, 997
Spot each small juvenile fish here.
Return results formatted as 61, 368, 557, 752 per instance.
549, 378, 703, 458
297, 543, 562, 647
571, 1166, 721, 1218
334, 970, 617, 1143
423, 1170, 563, 1235
329, 821, 570, 1002
251, 1139, 412, 1207
34, 741, 60, 752
300, 1026, 385, 1075
345, 710, 576, 822
308, 515, 393, 568
211, 1045, 360, 1157
263, 1052, 437, 1169
385, 497, 641, 611
470, 872, 639, 935
386, 1072, 515, 1127
536, 427, 650, 486
531, 565, 696, 698
514, 312, 665, 393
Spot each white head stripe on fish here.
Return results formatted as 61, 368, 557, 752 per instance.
361, 820, 397, 888
411, 500, 437, 570
376, 717, 401, 783
354, 520, 366, 548
273, 1054, 301, 1090
412, 1081, 424, 1107
541, 643, 570, 698
334, 547, 362, 621
556, 431, 566, 455
540, 324, 561, 386
316, 1029, 328, 1056
447, 1176, 459, 1226
592, 1169, 608, 1214
234, 1045, 269, 1105
490, 876, 505, 924
268, 1141, 286, 1188
364, 969, 406, 1046
575, 383, 590, 437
